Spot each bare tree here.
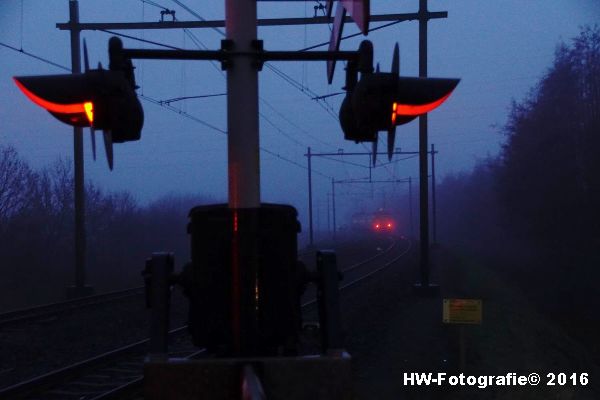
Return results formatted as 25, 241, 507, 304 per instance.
0, 145, 33, 228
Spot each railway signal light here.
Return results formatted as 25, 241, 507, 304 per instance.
340, 41, 459, 165
13, 37, 143, 170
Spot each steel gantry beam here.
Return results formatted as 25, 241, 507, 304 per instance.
57, 12, 447, 32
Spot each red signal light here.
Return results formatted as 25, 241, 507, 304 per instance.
84, 102, 94, 123
14, 77, 94, 126
393, 91, 453, 117
13, 37, 143, 171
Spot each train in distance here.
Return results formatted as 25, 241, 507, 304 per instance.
351, 209, 397, 233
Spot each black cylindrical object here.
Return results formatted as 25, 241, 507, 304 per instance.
184, 203, 301, 356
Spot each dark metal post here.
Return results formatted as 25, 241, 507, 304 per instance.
225, 2, 260, 204
307, 146, 314, 246
431, 143, 437, 245
67, 0, 89, 298
417, 0, 430, 288
331, 179, 336, 240
225, 0, 260, 355
327, 193, 331, 237
412, 0, 441, 295
147, 253, 173, 360
409, 177, 414, 238
459, 326, 466, 372
316, 250, 343, 353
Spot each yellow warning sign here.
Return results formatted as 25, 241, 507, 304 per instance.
443, 299, 482, 324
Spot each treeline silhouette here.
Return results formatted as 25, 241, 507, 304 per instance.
0, 148, 214, 310
437, 26, 600, 343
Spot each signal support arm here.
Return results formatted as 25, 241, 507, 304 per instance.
116, 38, 370, 73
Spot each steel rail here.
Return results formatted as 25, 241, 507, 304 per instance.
0, 287, 145, 328
339, 236, 397, 274
341, 239, 413, 290
1, 237, 408, 399
298, 238, 354, 258
1, 239, 360, 327
87, 348, 206, 400
302, 238, 412, 308
0, 327, 196, 399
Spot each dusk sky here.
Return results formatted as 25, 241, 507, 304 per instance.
0, 1, 598, 235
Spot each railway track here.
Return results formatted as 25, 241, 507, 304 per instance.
297, 237, 354, 258
0, 327, 202, 400
340, 237, 412, 289
0, 287, 145, 328
0, 236, 411, 399
302, 236, 411, 307
0, 240, 353, 331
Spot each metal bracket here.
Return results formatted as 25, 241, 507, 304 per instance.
344, 59, 358, 92
109, 37, 138, 90
143, 252, 174, 360
251, 40, 264, 71
160, 9, 176, 22
316, 250, 343, 354
220, 39, 234, 70
357, 40, 374, 74
121, 41, 361, 64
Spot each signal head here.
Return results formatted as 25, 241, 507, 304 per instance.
337, 42, 459, 147
15, 69, 144, 143
14, 39, 144, 171
14, 74, 94, 127
392, 77, 459, 118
